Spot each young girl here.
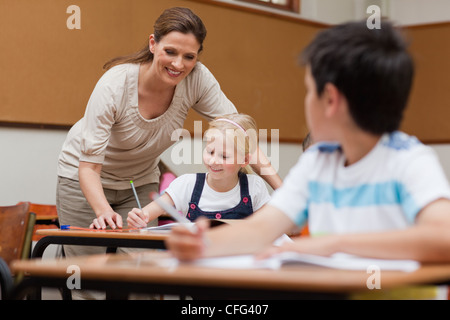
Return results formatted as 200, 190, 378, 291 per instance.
127, 113, 271, 228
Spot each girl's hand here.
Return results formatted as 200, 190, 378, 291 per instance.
127, 208, 149, 228
90, 210, 123, 230
165, 217, 210, 261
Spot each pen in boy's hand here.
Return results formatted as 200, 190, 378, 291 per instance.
150, 192, 198, 233
130, 180, 142, 210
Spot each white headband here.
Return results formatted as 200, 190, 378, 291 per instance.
214, 118, 247, 136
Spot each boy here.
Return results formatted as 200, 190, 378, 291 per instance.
166, 21, 450, 263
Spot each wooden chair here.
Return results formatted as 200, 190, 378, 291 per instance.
0, 202, 35, 298
17, 202, 59, 241
15, 203, 68, 299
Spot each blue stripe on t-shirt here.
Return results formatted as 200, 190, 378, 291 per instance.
308, 181, 420, 223
308, 142, 341, 154
294, 207, 308, 227
382, 131, 421, 150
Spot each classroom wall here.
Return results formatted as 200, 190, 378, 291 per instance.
1, 1, 449, 206
0, 127, 449, 206
388, 0, 450, 26
0, 0, 449, 142
300, 0, 450, 26
0, 0, 321, 142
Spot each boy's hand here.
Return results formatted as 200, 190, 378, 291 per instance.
166, 217, 210, 261
127, 208, 149, 228
256, 235, 338, 260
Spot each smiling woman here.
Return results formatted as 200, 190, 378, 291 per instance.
102, 6, 207, 71
147, 31, 199, 86
138, 31, 201, 119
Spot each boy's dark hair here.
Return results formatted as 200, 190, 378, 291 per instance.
301, 21, 414, 134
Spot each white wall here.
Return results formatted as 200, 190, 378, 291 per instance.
0, 127, 67, 205
300, 0, 450, 26
388, 0, 450, 26
0, 127, 449, 206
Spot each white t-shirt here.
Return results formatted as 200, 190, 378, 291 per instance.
57, 62, 237, 190
269, 131, 450, 236
165, 173, 271, 216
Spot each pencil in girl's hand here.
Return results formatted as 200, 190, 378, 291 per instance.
130, 180, 142, 210
150, 192, 197, 233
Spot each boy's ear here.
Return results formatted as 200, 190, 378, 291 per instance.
322, 83, 342, 117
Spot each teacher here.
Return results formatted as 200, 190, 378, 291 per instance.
56, 7, 281, 257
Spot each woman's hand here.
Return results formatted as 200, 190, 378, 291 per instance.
127, 208, 150, 228
90, 210, 123, 230
80, 161, 123, 230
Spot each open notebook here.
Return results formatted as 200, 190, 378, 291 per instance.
142, 222, 419, 272
143, 221, 292, 248
184, 252, 420, 272
142, 219, 226, 232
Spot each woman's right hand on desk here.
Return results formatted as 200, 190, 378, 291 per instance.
166, 217, 210, 261
90, 210, 123, 230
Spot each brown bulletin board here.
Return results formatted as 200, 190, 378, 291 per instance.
0, 0, 135, 126
400, 23, 450, 143
0, 0, 449, 143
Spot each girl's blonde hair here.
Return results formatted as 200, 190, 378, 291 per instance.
206, 113, 258, 174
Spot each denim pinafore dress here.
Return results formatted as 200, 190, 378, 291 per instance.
187, 173, 254, 222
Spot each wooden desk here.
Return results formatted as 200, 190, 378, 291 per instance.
32, 220, 236, 258
32, 228, 168, 258
10, 250, 450, 300
29, 229, 170, 299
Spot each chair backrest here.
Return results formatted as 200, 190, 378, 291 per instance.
17, 202, 58, 241
28, 203, 57, 218
0, 202, 33, 266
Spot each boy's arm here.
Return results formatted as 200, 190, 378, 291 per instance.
274, 198, 450, 263
165, 204, 294, 261
339, 198, 450, 262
